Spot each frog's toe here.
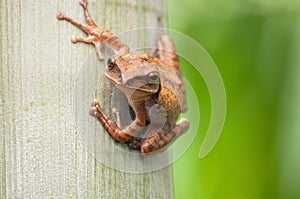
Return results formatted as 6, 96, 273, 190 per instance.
91, 99, 100, 107
79, 0, 88, 7
89, 106, 96, 115
56, 12, 66, 20
89, 106, 101, 117
127, 138, 142, 150
89, 99, 102, 116
71, 36, 79, 43
128, 143, 137, 150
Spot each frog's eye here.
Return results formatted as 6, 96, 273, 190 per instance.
147, 72, 160, 84
107, 58, 116, 70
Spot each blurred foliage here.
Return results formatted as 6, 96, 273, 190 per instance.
167, 0, 300, 198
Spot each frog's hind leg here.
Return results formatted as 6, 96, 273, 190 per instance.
140, 118, 190, 154
154, 17, 188, 112
156, 35, 181, 72
154, 17, 181, 72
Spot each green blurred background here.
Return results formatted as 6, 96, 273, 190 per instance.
167, 0, 300, 198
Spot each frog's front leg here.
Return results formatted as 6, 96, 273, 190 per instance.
57, 0, 129, 59
90, 99, 145, 143
140, 118, 190, 154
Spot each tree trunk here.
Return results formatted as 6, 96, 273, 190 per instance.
0, 0, 173, 198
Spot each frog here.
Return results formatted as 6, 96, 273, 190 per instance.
57, 0, 189, 154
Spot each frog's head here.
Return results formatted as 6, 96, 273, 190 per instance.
104, 54, 160, 100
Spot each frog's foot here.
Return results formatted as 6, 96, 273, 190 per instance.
56, 9, 105, 60
57, 1, 129, 60
140, 118, 190, 154
89, 99, 106, 119
127, 137, 142, 151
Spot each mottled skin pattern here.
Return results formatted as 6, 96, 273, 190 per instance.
57, 0, 189, 154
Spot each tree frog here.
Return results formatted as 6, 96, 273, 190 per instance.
57, 0, 189, 154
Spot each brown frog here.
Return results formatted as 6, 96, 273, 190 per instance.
57, 0, 189, 154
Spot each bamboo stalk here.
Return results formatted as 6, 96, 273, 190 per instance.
0, 0, 173, 198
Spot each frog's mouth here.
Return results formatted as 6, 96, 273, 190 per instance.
105, 71, 159, 93
105, 70, 122, 84
125, 78, 159, 93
